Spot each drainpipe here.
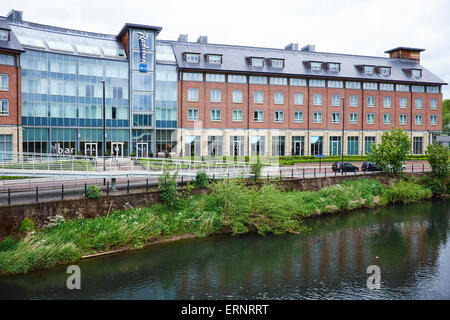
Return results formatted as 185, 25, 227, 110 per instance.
16, 54, 20, 161
180, 70, 183, 156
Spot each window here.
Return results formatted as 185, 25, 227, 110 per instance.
294, 93, 304, 105
0, 29, 9, 41
228, 75, 247, 83
349, 112, 358, 124
332, 112, 340, 123
328, 63, 340, 72
208, 136, 223, 156
0, 54, 14, 66
413, 137, 423, 155
411, 69, 422, 78
233, 109, 243, 122
188, 108, 199, 121
380, 83, 394, 91
415, 114, 423, 125
384, 96, 392, 108
0, 74, 8, 91
412, 85, 425, 93
347, 137, 359, 155
290, 78, 307, 86
379, 67, 391, 76
292, 136, 305, 156
310, 136, 323, 155
328, 80, 344, 88
346, 81, 361, 89
363, 82, 377, 90
254, 91, 264, 104
251, 136, 265, 156
400, 114, 407, 125
331, 95, 341, 106
427, 86, 440, 93
274, 111, 284, 122
274, 92, 284, 104
383, 113, 391, 124
350, 95, 358, 106
310, 79, 326, 87
430, 99, 438, 110
270, 77, 288, 85
210, 89, 221, 102
184, 135, 201, 156
396, 84, 410, 92
272, 136, 286, 156
207, 54, 222, 64
211, 109, 221, 121
400, 97, 408, 108
249, 76, 267, 84
313, 94, 323, 106
232, 90, 243, 103
311, 62, 322, 70
294, 111, 303, 123
187, 88, 199, 102
0, 99, 8, 115
250, 57, 264, 67
363, 66, 375, 74
185, 53, 200, 63
205, 74, 225, 82
183, 72, 203, 81
430, 115, 437, 125
367, 96, 375, 107
415, 98, 423, 109
271, 59, 284, 68
365, 137, 376, 155
253, 110, 263, 122
313, 111, 322, 123
367, 113, 375, 124
230, 136, 245, 156
329, 137, 341, 155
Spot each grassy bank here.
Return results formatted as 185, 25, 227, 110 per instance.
0, 177, 432, 275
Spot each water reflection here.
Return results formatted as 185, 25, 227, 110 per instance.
0, 199, 449, 299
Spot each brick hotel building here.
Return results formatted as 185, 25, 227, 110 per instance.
0, 9, 446, 158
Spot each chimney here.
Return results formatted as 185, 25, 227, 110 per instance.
301, 44, 315, 52
6, 9, 23, 21
196, 36, 208, 44
285, 43, 299, 51
384, 47, 425, 63
177, 34, 188, 42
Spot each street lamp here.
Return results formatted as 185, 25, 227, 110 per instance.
101, 80, 106, 172
340, 96, 345, 163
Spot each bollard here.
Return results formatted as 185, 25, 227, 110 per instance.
422, 164, 424, 173
103, 178, 106, 186
292, 169, 294, 179
8, 188, 10, 205
181, 176, 184, 185
146, 178, 149, 191
412, 164, 414, 173
127, 180, 130, 194
84, 183, 87, 197
107, 182, 109, 196
314, 168, 316, 178
280, 170, 282, 179
303, 168, 305, 179
324, 167, 326, 177
61, 184, 64, 200
36, 186, 38, 203
213, 174, 215, 181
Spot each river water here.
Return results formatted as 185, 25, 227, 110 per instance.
0, 199, 449, 300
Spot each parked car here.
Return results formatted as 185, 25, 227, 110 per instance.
361, 162, 383, 172
386, 162, 407, 172
332, 162, 359, 173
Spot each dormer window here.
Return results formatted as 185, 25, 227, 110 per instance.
411, 69, 422, 78
328, 63, 340, 72
310, 62, 322, 71
0, 29, 9, 41
271, 58, 284, 68
379, 66, 391, 76
363, 66, 375, 75
250, 57, 265, 67
185, 53, 200, 63
207, 54, 222, 64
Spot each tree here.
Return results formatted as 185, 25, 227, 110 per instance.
368, 128, 411, 176
443, 99, 450, 132
425, 142, 449, 179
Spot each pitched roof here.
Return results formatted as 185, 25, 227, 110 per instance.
0, 19, 24, 53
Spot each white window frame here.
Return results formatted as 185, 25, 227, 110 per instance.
313, 111, 322, 123
0, 74, 8, 91
380, 67, 391, 76
430, 115, 437, 125
0, 99, 9, 116
0, 29, 9, 41
383, 96, 392, 108
363, 66, 375, 74
232, 90, 243, 103
400, 114, 407, 125
332, 112, 340, 123
274, 91, 284, 104
313, 93, 322, 106
210, 89, 221, 103
251, 57, 264, 67
349, 95, 358, 107
232, 109, 243, 122
367, 96, 375, 107
383, 113, 391, 124
367, 113, 375, 124
207, 54, 222, 64
187, 88, 199, 102
210, 108, 221, 121
331, 95, 341, 107
415, 114, 423, 125
310, 62, 322, 71
430, 99, 438, 110
188, 108, 199, 121
400, 97, 408, 109
415, 98, 423, 109
185, 53, 200, 63
253, 109, 264, 122
349, 112, 358, 124
254, 91, 264, 104
294, 93, 304, 105
271, 59, 284, 68
294, 111, 303, 123
274, 111, 284, 123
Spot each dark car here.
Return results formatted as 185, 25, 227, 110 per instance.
332, 162, 359, 172
361, 161, 383, 172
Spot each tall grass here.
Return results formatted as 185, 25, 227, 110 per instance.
0, 178, 432, 275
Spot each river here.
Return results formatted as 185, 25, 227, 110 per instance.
0, 199, 449, 299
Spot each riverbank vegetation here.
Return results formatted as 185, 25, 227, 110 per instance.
0, 175, 434, 275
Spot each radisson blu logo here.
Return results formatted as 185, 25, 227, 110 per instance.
137, 32, 148, 72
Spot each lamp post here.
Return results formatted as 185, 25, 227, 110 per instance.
340, 96, 345, 163
101, 80, 106, 172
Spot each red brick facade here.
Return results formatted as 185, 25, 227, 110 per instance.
0, 57, 21, 125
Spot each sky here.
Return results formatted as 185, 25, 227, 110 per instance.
1, 0, 449, 98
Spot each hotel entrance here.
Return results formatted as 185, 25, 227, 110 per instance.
84, 143, 97, 157
136, 142, 148, 158
110, 142, 124, 157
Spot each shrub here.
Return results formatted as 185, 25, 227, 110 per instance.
158, 168, 180, 209
426, 143, 449, 179
194, 170, 209, 189
422, 175, 446, 196
0, 237, 16, 252
86, 185, 102, 199
19, 218, 35, 234
250, 157, 263, 180
383, 181, 432, 204
183, 182, 195, 198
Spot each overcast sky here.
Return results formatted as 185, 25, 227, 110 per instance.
2, 0, 449, 98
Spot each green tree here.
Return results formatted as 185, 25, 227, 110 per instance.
368, 127, 411, 176
425, 142, 449, 178
158, 167, 180, 209
443, 99, 450, 132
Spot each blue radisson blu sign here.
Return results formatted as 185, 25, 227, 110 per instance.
137, 31, 149, 72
